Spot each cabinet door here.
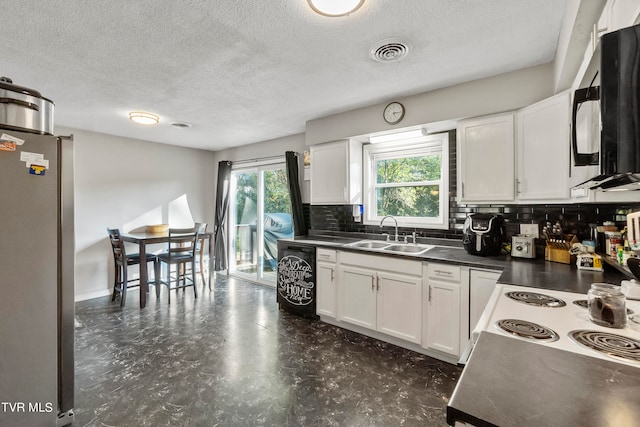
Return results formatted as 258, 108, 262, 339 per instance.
376, 272, 422, 344
457, 113, 515, 202
337, 265, 376, 329
425, 280, 461, 356
316, 261, 336, 318
469, 269, 500, 333
310, 141, 348, 204
310, 140, 362, 205
516, 92, 570, 201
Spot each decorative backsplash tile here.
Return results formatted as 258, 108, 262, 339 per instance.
308, 203, 638, 241
308, 130, 640, 241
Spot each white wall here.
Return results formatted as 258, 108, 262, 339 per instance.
305, 63, 555, 145
58, 127, 217, 301
213, 133, 310, 202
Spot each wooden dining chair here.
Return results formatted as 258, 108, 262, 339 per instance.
176, 222, 207, 291
154, 226, 200, 303
107, 228, 158, 307
194, 222, 208, 281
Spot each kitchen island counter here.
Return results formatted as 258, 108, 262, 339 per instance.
447, 331, 640, 427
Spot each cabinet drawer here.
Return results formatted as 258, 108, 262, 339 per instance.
427, 263, 461, 282
317, 248, 337, 263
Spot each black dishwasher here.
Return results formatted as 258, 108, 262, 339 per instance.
276, 241, 317, 318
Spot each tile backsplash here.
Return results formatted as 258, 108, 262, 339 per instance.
308, 203, 638, 241
308, 130, 640, 241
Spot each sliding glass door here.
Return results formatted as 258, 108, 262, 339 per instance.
229, 162, 293, 285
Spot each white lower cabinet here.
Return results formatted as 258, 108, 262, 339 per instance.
316, 249, 337, 318
376, 271, 422, 344
423, 263, 462, 357
325, 251, 473, 364
469, 269, 501, 332
338, 265, 377, 329
337, 252, 422, 344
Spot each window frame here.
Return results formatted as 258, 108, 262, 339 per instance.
362, 133, 449, 229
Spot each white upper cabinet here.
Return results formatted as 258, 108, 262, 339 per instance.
310, 140, 362, 205
457, 92, 572, 204
457, 113, 516, 203
516, 91, 571, 201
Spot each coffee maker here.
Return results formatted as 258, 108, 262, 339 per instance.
463, 214, 506, 256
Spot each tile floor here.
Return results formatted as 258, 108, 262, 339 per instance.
74, 275, 461, 426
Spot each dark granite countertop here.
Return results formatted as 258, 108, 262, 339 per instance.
279, 235, 633, 291
447, 332, 640, 427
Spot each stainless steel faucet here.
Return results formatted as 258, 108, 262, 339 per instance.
379, 215, 399, 242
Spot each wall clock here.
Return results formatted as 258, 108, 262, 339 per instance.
383, 102, 405, 124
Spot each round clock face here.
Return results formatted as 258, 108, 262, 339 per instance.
383, 102, 405, 124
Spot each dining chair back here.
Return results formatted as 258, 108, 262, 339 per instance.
155, 226, 200, 303
194, 222, 208, 278
107, 228, 158, 307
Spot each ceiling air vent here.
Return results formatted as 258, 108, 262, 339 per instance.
370, 38, 411, 63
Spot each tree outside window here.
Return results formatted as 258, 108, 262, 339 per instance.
363, 133, 449, 229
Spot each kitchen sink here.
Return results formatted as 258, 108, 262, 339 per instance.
347, 240, 390, 249
383, 244, 434, 255
346, 240, 434, 255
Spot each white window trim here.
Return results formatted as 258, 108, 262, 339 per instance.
362, 133, 449, 229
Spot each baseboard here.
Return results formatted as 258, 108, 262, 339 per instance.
75, 288, 111, 302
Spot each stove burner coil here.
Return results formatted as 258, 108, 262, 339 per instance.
495, 319, 559, 342
505, 291, 566, 307
569, 330, 640, 363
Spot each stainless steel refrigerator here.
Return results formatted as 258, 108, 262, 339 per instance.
0, 129, 75, 426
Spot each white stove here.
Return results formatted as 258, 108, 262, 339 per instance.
471, 284, 640, 368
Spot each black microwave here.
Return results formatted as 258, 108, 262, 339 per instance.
572, 22, 640, 188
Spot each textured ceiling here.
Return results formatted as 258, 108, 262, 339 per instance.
1, 0, 567, 151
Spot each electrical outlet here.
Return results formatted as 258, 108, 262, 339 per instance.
520, 224, 539, 238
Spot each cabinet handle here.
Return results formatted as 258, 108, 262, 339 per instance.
376, 276, 380, 291
429, 285, 432, 302
371, 276, 375, 292
435, 270, 452, 276
330, 268, 334, 281
461, 182, 465, 198
516, 179, 521, 194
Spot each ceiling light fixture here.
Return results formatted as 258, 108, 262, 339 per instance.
307, 0, 364, 17
369, 128, 426, 144
129, 111, 159, 125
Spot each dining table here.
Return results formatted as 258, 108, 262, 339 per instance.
121, 230, 214, 308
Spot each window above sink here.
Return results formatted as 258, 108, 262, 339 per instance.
362, 132, 449, 229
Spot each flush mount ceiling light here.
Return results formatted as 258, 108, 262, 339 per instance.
307, 0, 364, 17
129, 111, 159, 125
369, 128, 426, 144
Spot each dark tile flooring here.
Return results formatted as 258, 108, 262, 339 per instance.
74, 275, 461, 426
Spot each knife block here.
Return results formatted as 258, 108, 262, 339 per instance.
545, 235, 579, 264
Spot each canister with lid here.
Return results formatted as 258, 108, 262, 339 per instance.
587, 283, 627, 328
